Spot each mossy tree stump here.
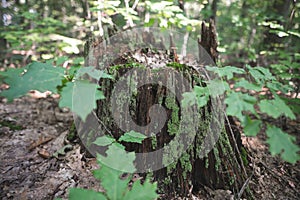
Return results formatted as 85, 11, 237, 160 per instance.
84, 21, 249, 198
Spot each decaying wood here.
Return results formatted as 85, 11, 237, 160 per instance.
82, 21, 250, 198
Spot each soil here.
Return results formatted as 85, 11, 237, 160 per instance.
0, 95, 299, 200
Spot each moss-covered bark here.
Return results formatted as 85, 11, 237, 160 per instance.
84, 21, 250, 198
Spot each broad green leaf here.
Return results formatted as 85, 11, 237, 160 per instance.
72, 80, 105, 121
93, 165, 129, 200
259, 95, 296, 120
59, 82, 73, 109
56, 56, 69, 66
225, 92, 257, 121
93, 136, 115, 146
266, 125, 300, 164
123, 179, 158, 200
0, 62, 65, 101
119, 130, 147, 144
241, 116, 262, 136
182, 86, 209, 108
246, 65, 275, 84
69, 188, 106, 200
76, 66, 113, 80
207, 79, 230, 97
266, 82, 293, 93
206, 66, 245, 79
234, 79, 262, 91
194, 86, 209, 107
97, 143, 136, 173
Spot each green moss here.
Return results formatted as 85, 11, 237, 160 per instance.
166, 62, 187, 71
179, 152, 192, 178
166, 161, 177, 174
0, 120, 23, 130
151, 135, 157, 149
109, 62, 145, 72
213, 147, 221, 171
67, 123, 77, 141
241, 147, 249, 166
204, 157, 209, 169
165, 95, 180, 136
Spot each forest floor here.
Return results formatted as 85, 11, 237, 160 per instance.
0, 95, 299, 200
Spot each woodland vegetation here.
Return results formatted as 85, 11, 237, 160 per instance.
0, 0, 299, 200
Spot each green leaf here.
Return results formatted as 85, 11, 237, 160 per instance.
266, 82, 293, 93
241, 116, 262, 136
93, 136, 115, 146
94, 143, 136, 199
266, 125, 300, 164
194, 86, 209, 107
56, 56, 69, 66
225, 92, 257, 121
246, 65, 275, 84
59, 82, 73, 109
76, 66, 113, 80
69, 188, 106, 200
97, 143, 136, 173
72, 80, 105, 121
182, 86, 209, 108
0, 62, 65, 101
123, 179, 158, 200
234, 78, 262, 91
206, 66, 245, 79
258, 95, 296, 120
93, 164, 129, 200
119, 130, 147, 144
207, 79, 230, 97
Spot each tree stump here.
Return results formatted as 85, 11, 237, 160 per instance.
83, 21, 249, 198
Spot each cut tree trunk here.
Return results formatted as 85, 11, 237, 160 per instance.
84, 20, 250, 198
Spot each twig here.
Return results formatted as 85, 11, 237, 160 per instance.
237, 171, 254, 199
224, 114, 248, 178
92, 110, 114, 138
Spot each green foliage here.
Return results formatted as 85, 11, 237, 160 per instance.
69, 188, 106, 200
118, 130, 147, 144
123, 179, 158, 200
71, 80, 105, 121
93, 135, 116, 146
0, 62, 65, 101
234, 78, 262, 92
206, 66, 245, 80
97, 143, 136, 173
259, 95, 296, 120
266, 125, 300, 164
0, 59, 109, 122
225, 92, 257, 122
242, 116, 262, 137
182, 64, 299, 163
70, 140, 158, 200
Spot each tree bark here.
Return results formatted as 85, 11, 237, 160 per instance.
86, 21, 250, 198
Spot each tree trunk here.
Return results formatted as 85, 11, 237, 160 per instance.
263, 0, 292, 50
84, 21, 249, 198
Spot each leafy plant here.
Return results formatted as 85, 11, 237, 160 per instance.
182, 64, 300, 164
0, 60, 158, 200
0, 59, 110, 121
69, 130, 158, 200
